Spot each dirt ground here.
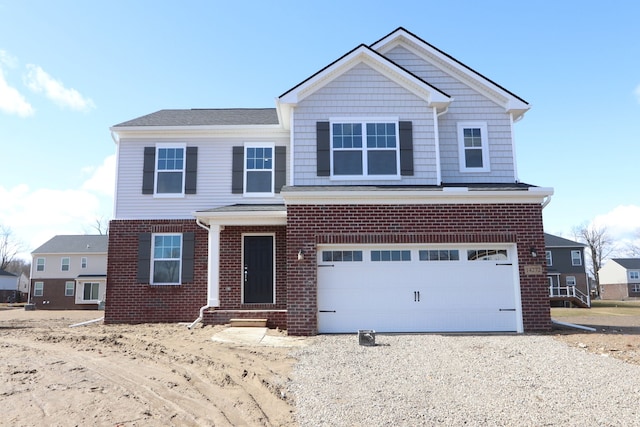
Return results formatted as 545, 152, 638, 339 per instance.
0, 308, 310, 426
2, 303, 639, 426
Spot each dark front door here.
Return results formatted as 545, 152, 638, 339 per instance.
243, 235, 274, 303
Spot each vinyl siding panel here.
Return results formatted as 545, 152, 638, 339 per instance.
292, 62, 438, 186
30, 253, 107, 280
114, 136, 289, 219
385, 46, 516, 183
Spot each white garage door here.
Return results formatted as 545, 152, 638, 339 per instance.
317, 245, 521, 333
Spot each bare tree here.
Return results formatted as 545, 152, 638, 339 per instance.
623, 229, 640, 257
573, 223, 615, 299
0, 225, 23, 271
84, 216, 110, 235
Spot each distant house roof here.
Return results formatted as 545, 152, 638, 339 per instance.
612, 258, 640, 270
31, 235, 108, 254
0, 269, 17, 277
544, 233, 586, 248
112, 108, 279, 127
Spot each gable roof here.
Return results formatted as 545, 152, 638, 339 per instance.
278, 43, 451, 109
32, 235, 108, 255
370, 27, 530, 120
0, 269, 17, 277
612, 258, 640, 270
112, 108, 279, 128
544, 233, 586, 248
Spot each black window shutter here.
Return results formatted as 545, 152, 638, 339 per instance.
136, 233, 152, 283
181, 232, 195, 283
274, 146, 286, 193
316, 121, 330, 176
399, 121, 414, 176
232, 146, 244, 194
185, 147, 198, 194
142, 147, 156, 194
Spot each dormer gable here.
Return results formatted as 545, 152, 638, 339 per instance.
371, 27, 530, 120
278, 43, 451, 112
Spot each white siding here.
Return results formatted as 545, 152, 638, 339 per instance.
599, 261, 629, 285
385, 46, 517, 183
30, 253, 107, 280
115, 136, 289, 219
292, 62, 438, 186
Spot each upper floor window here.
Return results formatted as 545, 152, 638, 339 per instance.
36, 257, 45, 272
630, 271, 640, 280
61, 257, 70, 271
245, 145, 274, 196
457, 122, 490, 172
81, 257, 87, 269
571, 250, 582, 266
152, 234, 182, 285
545, 251, 553, 266
156, 145, 185, 194
331, 120, 399, 178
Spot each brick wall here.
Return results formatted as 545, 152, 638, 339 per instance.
285, 203, 550, 335
105, 219, 208, 324
29, 278, 97, 310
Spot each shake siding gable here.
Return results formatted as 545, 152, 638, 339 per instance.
292, 62, 437, 186
383, 46, 516, 183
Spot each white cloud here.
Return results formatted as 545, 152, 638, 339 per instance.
24, 64, 95, 112
0, 68, 34, 117
0, 155, 114, 259
0, 50, 18, 68
591, 205, 640, 252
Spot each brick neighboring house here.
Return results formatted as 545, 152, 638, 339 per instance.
544, 233, 590, 308
106, 27, 553, 335
30, 235, 108, 309
599, 258, 640, 300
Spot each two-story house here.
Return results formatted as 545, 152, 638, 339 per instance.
30, 235, 108, 309
544, 233, 590, 308
599, 258, 640, 300
106, 27, 553, 335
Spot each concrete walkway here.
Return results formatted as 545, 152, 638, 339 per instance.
211, 327, 309, 347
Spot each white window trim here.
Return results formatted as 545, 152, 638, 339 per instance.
65, 281, 75, 296
630, 271, 640, 280
545, 250, 553, 266
154, 142, 186, 198
566, 276, 576, 286
571, 250, 582, 266
151, 233, 183, 285
81, 282, 101, 302
36, 257, 45, 272
329, 117, 401, 180
81, 257, 87, 269
34, 281, 44, 297
457, 121, 490, 173
61, 257, 70, 272
243, 142, 275, 197
632, 283, 640, 292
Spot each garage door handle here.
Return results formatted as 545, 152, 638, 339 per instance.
496, 263, 513, 266
318, 264, 335, 268
319, 310, 336, 313
499, 308, 516, 311
414, 291, 420, 302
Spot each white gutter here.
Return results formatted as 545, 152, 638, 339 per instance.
188, 219, 212, 329
542, 194, 552, 209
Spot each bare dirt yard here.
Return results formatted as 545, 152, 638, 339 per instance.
0, 308, 309, 426
1, 301, 639, 426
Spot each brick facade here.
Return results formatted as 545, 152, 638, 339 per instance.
285, 203, 550, 335
29, 278, 97, 310
105, 219, 208, 324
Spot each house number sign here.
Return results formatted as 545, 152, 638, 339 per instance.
524, 265, 543, 275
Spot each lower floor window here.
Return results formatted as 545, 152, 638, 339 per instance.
632, 284, 640, 293
65, 281, 75, 296
34, 282, 44, 296
83, 282, 100, 300
566, 276, 576, 286
152, 234, 182, 284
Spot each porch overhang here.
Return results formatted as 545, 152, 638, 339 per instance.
193, 204, 287, 226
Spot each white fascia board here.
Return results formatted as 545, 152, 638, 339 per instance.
279, 45, 451, 108
372, 30, 530, 118
281, 187, 554, 205
111, 125, 288, 140
193, 210, 287, 226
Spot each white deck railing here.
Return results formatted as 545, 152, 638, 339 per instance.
549, 285, 591, 307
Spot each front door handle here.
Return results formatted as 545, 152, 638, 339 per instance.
244, 266, 248, 282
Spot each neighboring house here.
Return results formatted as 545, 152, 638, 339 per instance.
106, 27, 553, 335
544, 233, 589, 308
599, 258, 640, 300
30, 235, 108, 309
0, 269, 27, 302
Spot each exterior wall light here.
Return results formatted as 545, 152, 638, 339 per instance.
297, 249, 304, 261
530, 247, 538, 257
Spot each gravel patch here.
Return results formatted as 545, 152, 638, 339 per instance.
289, 334, 640, 426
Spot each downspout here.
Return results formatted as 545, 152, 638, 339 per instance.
188, 219, 211, 329
434, 105, 449, 185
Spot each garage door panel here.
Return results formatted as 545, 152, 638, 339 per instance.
317, 246, 520, 333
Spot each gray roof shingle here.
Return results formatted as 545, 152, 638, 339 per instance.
612, 258, 640, 270
113, 108, 279, 127
544, 233, 586, 248
32, 235, 108, 254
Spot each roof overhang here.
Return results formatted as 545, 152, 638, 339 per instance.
278, 44, 451, 112
281, 186, 554, 205
371, 28, 530, 120
194, 205, 287, 226
110, 124, 288, 142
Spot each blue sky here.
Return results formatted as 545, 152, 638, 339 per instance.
1, 0, 639, 259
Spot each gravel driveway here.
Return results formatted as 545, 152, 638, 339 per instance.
289, 334, 640, 426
